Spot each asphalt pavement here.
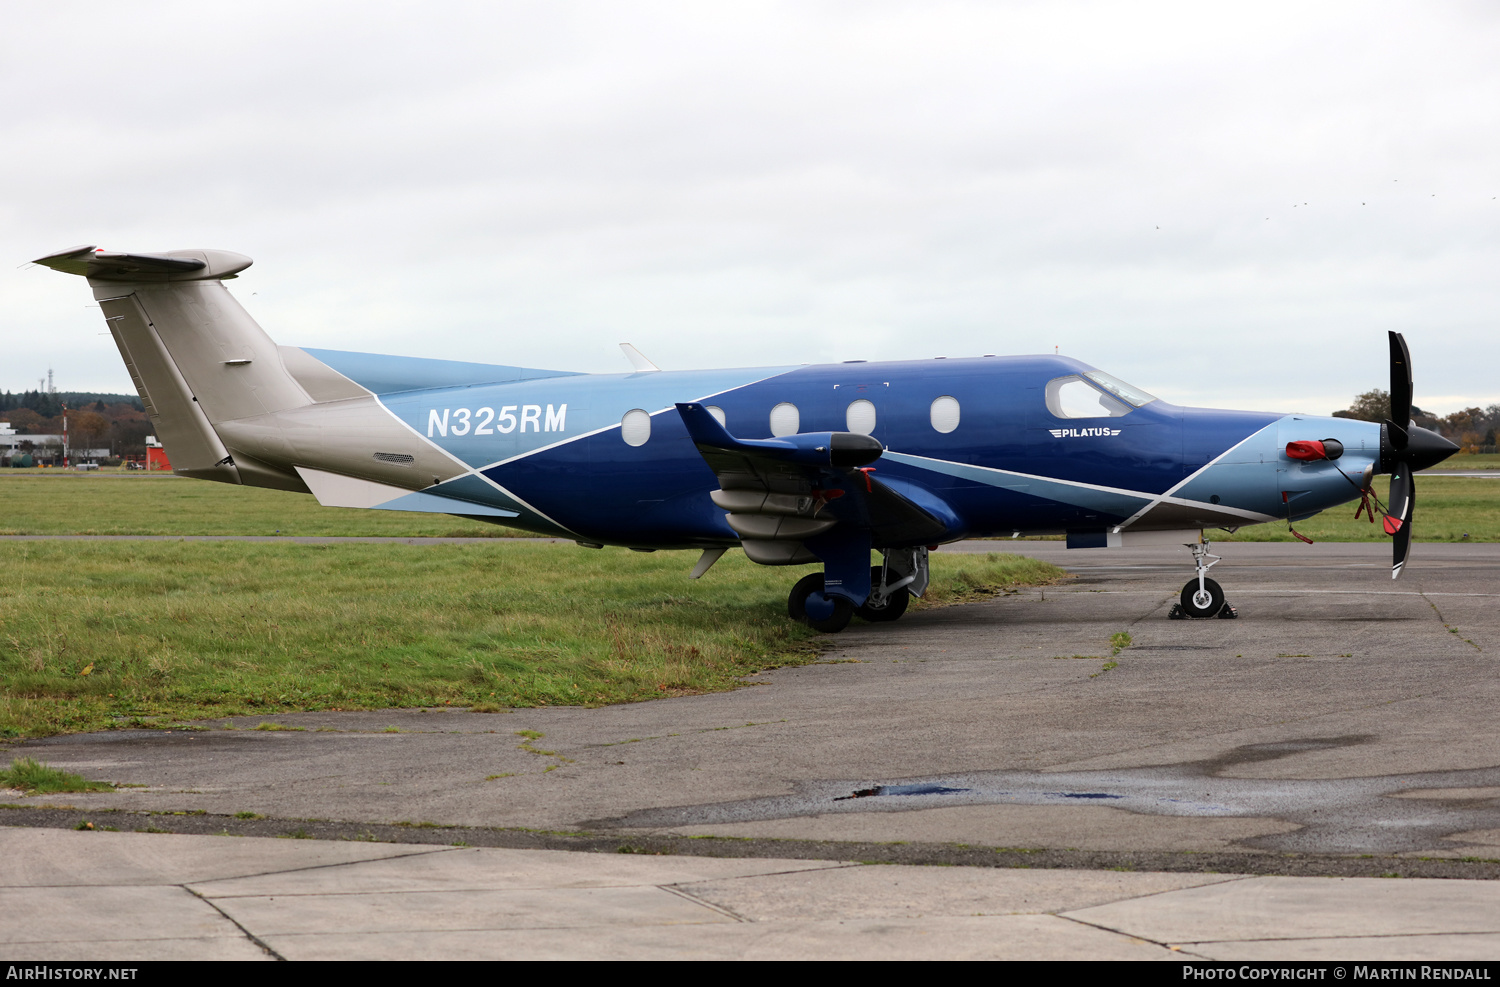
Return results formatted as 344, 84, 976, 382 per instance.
5, 539, 1500, 959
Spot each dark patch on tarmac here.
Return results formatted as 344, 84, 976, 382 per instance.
586, 736, 1500, 855
2, 804, 1499, 880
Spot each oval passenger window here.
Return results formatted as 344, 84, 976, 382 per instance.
845, 399, 876, 435
769, 402, 800, 437
706, 406, 727, 427
930, 395, 960, 433
620, 408, 651, 447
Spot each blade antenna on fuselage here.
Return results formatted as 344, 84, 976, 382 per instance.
619, 343, 660, 373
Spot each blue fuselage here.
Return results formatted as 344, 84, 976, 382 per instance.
308, 350, 1382, 548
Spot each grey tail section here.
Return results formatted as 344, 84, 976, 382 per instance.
32, 245, 466, 495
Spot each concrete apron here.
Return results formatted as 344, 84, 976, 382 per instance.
6, 828, 1500, 961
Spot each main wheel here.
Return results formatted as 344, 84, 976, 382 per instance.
1179, 577, 1225, 618
787, 572, 823, 621
857, 565, 910, 622
787, 573, 854, 633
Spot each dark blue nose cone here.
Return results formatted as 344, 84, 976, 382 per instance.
1384, 424, 1460, 473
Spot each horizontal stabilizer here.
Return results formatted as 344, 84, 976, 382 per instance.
32, 245, 252, 282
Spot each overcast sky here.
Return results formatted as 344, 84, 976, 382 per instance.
4, 1, 1497, 415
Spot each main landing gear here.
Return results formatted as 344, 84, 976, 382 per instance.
858, 564, 911, 622
1170, 539, 1238, 620
788, 572, 854, 633
789, 547, 928, 633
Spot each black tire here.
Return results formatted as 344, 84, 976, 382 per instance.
787, 572, 824, 622
808, 597, 854, 633
857, 565, 910, 622
787, 572, 855, 633
1179, 577, 1225, 618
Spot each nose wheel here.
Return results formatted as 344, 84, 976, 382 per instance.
1177, 576, 1225, 617
1168, 540, 1238, 619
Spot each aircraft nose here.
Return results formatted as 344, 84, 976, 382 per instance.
1402, 425, 1460, 473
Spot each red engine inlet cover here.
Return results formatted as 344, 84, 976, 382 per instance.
1286, 440, 1327, 461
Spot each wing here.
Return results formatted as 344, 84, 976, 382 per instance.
675, 402, 958, 552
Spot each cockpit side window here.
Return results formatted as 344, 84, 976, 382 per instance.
1045, 376, 1133, 419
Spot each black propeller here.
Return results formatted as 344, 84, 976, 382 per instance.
1385, 463, 1413, 578
1377, 331, 1458, 579
1387, 331, 1412, 450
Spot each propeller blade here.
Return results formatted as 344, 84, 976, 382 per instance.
1386, 461, 1414, 579
1389, 331, 1412, 434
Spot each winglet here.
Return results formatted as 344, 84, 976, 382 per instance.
675, 401, 738, 447
675, 403, 883, 468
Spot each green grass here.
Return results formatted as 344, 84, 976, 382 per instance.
1214, 476, 1500, 543
918, 552, 1065, 605
0, 758, 113, 794
1435, 453, 1500, 470
0, 474, 520, 537
7, 457, 1480, 743
0, 541, 1064, 738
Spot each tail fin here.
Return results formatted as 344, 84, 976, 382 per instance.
36, 245, 471, 497
35, 245, 314, 487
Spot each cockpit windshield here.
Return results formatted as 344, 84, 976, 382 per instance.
1083, 371, 1156, 408
1045, 371, 1158, 419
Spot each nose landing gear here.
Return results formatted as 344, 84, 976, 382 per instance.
1169, 539, 1238, 619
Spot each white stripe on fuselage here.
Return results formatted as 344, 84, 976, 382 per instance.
370, 393, 581, 536
881, 450, 1156, 501
881, 449, 1280, 526
1115, 419, 1284, 530
468, 368, 802, 472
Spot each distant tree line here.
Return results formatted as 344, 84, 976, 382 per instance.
2, 391, 151, 458
0, 391, 143, 418
1333, 390, 1499, 453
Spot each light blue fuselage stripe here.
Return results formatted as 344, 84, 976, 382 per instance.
379, 366, 802, 469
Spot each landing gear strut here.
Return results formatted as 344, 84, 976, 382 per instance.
789, 547, 929, 633
857, 565, 910, 622
1170, 539, 1237, 619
